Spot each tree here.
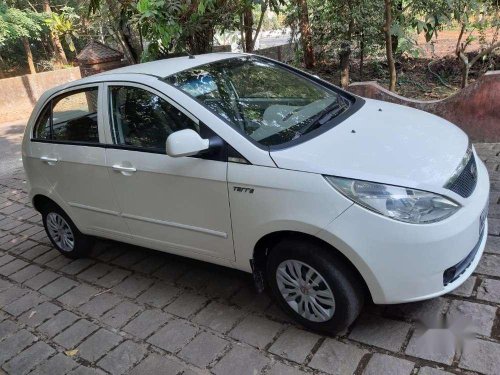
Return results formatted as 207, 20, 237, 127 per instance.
384, 0, 396, 91
42, 0, 68, 66
0, 2, 44, 74
297, 0, 314, 68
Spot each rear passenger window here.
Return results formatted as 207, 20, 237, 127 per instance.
33, 88, 100, 143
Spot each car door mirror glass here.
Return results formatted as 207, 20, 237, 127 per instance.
166, 129, 210, 157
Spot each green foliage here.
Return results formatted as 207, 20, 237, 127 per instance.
0, 2, 44, 46
44, 6, 80, 52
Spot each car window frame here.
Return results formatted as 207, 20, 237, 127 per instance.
101, 81, 230, 162
31, 83, 106, 146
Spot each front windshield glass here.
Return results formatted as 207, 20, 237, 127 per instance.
165, 56, 350, 147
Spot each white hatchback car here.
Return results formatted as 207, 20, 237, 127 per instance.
22, 53, 489, 333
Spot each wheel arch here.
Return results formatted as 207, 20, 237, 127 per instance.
252, 230, 373, 302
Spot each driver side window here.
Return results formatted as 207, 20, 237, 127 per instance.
109, 86, 200, 152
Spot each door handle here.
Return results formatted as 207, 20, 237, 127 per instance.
40, 156, 58, 164
112, 164, 137, 173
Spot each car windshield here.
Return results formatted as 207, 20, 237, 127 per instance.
165, 56, 350, 147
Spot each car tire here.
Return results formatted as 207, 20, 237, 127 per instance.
40, 202, 93, 259
266, 238, 364, 334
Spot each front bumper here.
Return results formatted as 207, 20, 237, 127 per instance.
317, 157, 490, 304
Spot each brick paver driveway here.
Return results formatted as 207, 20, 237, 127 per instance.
0, 144, 499, 375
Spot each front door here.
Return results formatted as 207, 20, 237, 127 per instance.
103, 83, 234, 261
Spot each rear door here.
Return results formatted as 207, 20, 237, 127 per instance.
29, 84, 128, 235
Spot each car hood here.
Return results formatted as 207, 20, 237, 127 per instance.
269, 98, 469, 191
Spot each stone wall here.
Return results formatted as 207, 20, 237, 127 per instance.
255, 43, 294, 62
0, 67, 81, 123
348, 71, 500, 142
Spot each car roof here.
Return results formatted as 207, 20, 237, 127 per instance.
97, 52, 246, 78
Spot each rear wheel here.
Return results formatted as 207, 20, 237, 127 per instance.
266, 238, 364, 334
41, 202, 93, 258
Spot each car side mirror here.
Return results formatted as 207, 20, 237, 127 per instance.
166, 129, 210, 158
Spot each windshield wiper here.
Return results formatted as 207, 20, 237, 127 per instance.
299, 96, 349, 135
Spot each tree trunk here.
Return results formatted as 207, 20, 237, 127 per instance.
384, 0, 397, 91
22, 37, 36, 74
297, 0, 315, 68
359, 32, 365, 80
243, 7, 254, 52
250, 3, 268, 51
339, 19, 354, 88
43, 0, 68, 66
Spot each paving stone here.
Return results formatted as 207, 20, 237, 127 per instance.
129, 354, 184, 375
21, 245, 52, 260
77, 328, 123, 363
449, 276, 476, 297
230, 315, 283, 349
418, 366, 454, 375
39, 277, 79, 298
193, 301, 244, 333
147, 319, 198, 353
68, 366, 107, 375
152, 260, 190, 282
8, 264, 43, 284
3, 341, 55, 375
136, 282, 179, 308
97, 340, 147, 375
363, 353, 414, 375
485, 235, 500, 254
267, 362, 307, 375
77, 263, 113, 283
179, 331, 228, 367
0, 319, 18, 340
164, 292, 208, 318
33, 352, 79, 375
111, 250, 147, 268
18, 301, 61, 327
0, 329, 36, 363
0, 253, 15, 266
405, 329, 455, 365
447, 300, 497, 336
112, 274, 154, 299
38, 310, 80, 338
309, 339, 367, 375
204, 272, 243, 299
477, 278, 500, 303
459, 338, 500, 375
60, 258, 95, 275
123, 309, 171, 339
213, 345, 269, 375
0, 278, 12, 292
24, 269, 59, 290
33, 249, 59, 265
3, 291, 47, 317
269, 327, 320, 363
386, 298, 449, 322
0, 286, 29, 308
79, 292, 122, 318
53, 319, 98, 349
129, 254, 167, 274
46, 254, 73, 270
101, 301, 142, 329
58, 284, 100, 308
9, 239, 37, 255
349, 314, 412, 352
0, 258, 28, 276
476, 253, 500, 277
488, 218, 500, 235
94, 268, 131, 288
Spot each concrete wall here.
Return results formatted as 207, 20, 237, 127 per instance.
0, 67, 81, 123
348, 71, 500, 142
255, 43, 294, 62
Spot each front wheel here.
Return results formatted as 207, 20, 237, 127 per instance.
266, 238, 364, 334
41, 202, 93, 259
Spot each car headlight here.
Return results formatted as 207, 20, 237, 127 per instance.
324, 176, 460, 224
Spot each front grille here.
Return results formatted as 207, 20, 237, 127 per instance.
445, 152, 478, 198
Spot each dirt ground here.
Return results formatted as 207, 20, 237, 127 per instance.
314, 28, 499, 100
